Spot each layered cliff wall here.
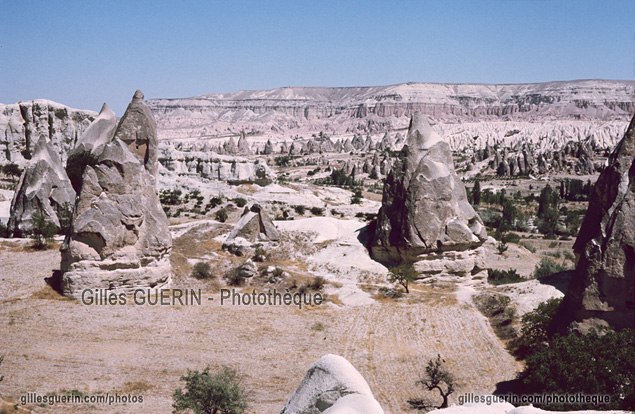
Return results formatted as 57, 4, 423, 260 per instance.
148, 80, 635, 144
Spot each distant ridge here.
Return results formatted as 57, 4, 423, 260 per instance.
147, 79, 635, 141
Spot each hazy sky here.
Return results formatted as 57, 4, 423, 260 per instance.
1, 0, 634, 114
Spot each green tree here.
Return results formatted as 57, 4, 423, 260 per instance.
417, 354, 455, 409
30, 209, 58, 250
351, 188, 363, 204
387, 263, 418, 294
2, 163, 22, 178
518, 329, 635, 411
215, 209, 228, 223
514, 298, 562, 358
471, 180, 481, 205
172, 366, 248, 414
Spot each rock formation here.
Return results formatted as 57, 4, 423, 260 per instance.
7, 137, 75, 236
551, 114, 635, 333
280, 354, 384, 414
371, 112, 487, 275
72, 103, 117, 157
0, 99, 95, 166
113, 90, 159, 181
223, 204, 279, 255
59, 93, 171, 298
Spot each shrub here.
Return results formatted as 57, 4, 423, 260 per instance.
496, 241, 509, 255
2, 163, 22, 178
351, 189, 363, 204
293, 205, 306, 215
514, 298, 562, 359
253, 248, 266, 262
502, 232, 521, 244
309, 276, 325, 291
225, 268, 246, 286
519, 240, 536, 253
533, 257, 569, 279
233, 197, 247, 208
518, 328, 635, 410
207, 197, 223, 209
30, 210, 58, 250
215, 209, 228, 223
172, 366, 248, 414
487, 269, 523, 285
387, 263, 418, 294
310, 207, 324, 216
191, 262, 213, 279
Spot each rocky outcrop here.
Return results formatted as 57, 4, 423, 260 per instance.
280, 354, 384, 414
551, 114, 635, 333
7, 137, 75, 235
113, 90, 159, 181
59, 93, 171, 298
0, 99, 96, 166
72, 103, 117, 157
222, 204, 279, 255
148, 80, 634, 141
158, 144, 274, 185
371, 112, 487, 274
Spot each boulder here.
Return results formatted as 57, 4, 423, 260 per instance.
7, 137, 75, 235
223, 204, 279, 255
280, 354, 384, 414
59, 97, 171, 297
371, 112, 487, 270
113, 90, 159, 182
551, 114, 635, 333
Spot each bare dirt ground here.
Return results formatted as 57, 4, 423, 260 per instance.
0, 232, 520, 414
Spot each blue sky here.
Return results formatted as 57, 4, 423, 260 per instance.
1, 0, 634, 114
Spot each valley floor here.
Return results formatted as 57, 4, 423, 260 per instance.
0, 237, 520, 414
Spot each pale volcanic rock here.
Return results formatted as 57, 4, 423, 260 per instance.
222, 204, 279, 255
7, 137, 75, 235
59, 97, 172, 298
72, 103, 117, 157
280, 354, 384, 414
113, 90, 159, 181
0, 99, 96, 166
371, 112, 487, 273
552, 113, 635, 333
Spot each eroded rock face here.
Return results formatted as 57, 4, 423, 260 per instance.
0, 99, 95, 166
371, 112, 487, 269
59, 93, 171, 298
71, 103, 117, 157
113, 90, 159, 182
7, 137, 75, 235
222, 204, 279, 256
552, 114, 635, 333
280, 354, 384, 414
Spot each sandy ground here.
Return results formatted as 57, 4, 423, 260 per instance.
0, 226, 522, 414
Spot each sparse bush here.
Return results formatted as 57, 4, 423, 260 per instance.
225, 268, 246, 286
253, 247, 266, 262
207, 196, 223, 209
172, 365, 248, 414
310, 322, 325, 331
388, 263, 418, 294
351, 188, 363, 204
272, 267, 284, 277
309, 276, 325, 291
215, 209, 228, 223
310, 207, 324, 216
487, 269, 523, 285
562, 250, 575, 262
297, 284, 308, 294
546, 250, 562, 258
519, 240, 536, 253
518, 328, 635, 411
411, 354, 455, 409
233, 197, 247, 208
293, 205, 306, 215
514, 298, 562, 359
533, 257, 569, 279
191, 262, 213, 279
496, 241, 509, 255
2, 163, 22, 178
502, 232, 521, 244
30, 210, 58, 250
0, 221, 9, 238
